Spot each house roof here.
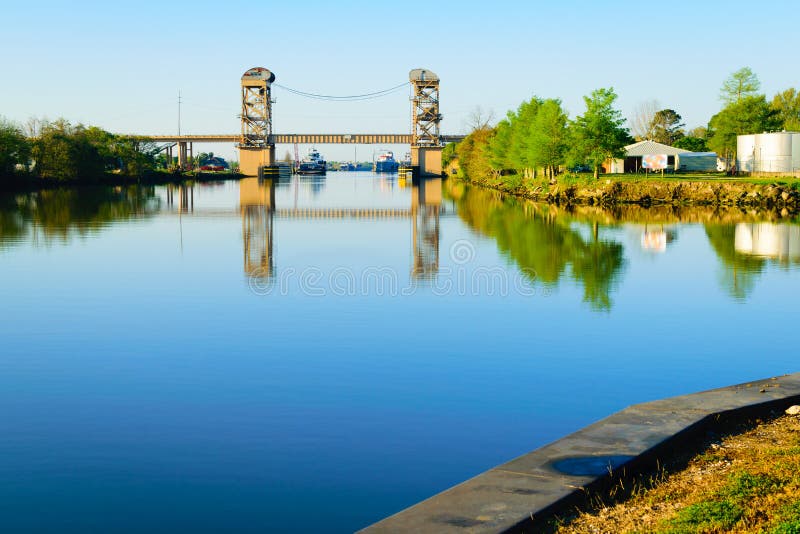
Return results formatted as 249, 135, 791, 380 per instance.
624, 140, 691, 156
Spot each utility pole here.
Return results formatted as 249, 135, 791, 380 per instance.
178, 90, 182, 136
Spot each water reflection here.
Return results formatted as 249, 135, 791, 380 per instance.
0, 186, 159, 248
165, 183, 193, 213
297, 175, 326, 196
640, 226, 677, 253
235, 176, 442, 282
411, 178, 440, 279
240, 178, 275, 279
706, 223, 800, 299
2, 179, 798, 306
735, 223, 800, 261
445, 183, 627, 310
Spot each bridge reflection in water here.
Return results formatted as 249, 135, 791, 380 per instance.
238, 176, 444, 281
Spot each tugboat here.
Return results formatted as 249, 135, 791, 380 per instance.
398, 151, 412, 174
373, 150, 399, 173
296, 148, 327, 175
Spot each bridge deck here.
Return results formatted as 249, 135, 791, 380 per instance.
144, 134, 464, 144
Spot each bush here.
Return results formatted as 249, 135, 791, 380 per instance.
0, 117, 31, 177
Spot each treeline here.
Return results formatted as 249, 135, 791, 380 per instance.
706, 68, 795, 162
447, 87, 633, 182
448, 67, 800, 182
0, 118, 159, 182
645, 68, 798, 161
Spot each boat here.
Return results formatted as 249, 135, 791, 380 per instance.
373, 150, 399, 173
398, 151, 412, 174
296, 148, 327, 175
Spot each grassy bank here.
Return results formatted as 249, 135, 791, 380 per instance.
553, 412, 800, 533
454, 168, 800, 213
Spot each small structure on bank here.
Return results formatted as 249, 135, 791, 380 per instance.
737, 131, 800, 176
605, 140, 724, 173
606, 140, 690, 173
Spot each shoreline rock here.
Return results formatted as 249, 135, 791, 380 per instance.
458, 175, 800, 215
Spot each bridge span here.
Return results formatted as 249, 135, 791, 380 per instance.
146, 67, 453, 176
145, 134, 465, 145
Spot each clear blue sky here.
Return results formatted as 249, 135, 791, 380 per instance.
2, 0, 798, 161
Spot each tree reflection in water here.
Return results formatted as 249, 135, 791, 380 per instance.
0, 186, 160, 247
446, 182, 626, 311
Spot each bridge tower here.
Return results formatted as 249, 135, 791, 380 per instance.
238, 67, 276, 176
409, 68, 443, 177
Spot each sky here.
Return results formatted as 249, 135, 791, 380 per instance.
2, 0, 798, 161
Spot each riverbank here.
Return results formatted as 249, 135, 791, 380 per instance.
362, 375, 800, 533
0, 170, 243, 193
554, 411, 800, 533
455, 171, 800, 214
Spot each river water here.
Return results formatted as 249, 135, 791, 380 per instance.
1, 173, 798, 531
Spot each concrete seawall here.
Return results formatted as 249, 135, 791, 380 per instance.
361, 373, 800, 533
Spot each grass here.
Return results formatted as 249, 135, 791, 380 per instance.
554, 172, 800, 186
553, 413, 800, 533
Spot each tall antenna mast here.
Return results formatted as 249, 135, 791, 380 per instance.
178, 90, 182, 136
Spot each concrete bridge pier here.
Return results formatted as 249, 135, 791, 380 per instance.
177, 141, 193, 169
239, 146, 276, 176
411, 146, 443, 177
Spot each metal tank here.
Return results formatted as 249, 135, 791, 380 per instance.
737, 132, 799, 173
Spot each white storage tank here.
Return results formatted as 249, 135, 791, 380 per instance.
737, 132, 800, 174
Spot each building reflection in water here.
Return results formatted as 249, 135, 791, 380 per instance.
166, 183, 194, 213
240, 177, 275, 279
640, 225, 677, 253
734, 223, 800, 262
411, 178, 441, 279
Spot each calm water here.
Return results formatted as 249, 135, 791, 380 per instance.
1, 173, 799, 531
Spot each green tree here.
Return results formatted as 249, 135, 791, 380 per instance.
507, 97, 542, 175
455, 126, 494, 181
708, 96, 781, 162
720, 67, 761, 104
687, 126, 708, 139
113, 136, 158, 176
673, 136, 709, 152
771, 88, 800, 131
529, 99, 568, 177
487, 118, 514, 171
32, 119, 105, 180
441, 142, 457, 167
650, 109, 685, 145
0, 117, 31, 176
570, 88, 631, 179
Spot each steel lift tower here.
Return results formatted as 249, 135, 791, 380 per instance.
238, 67, 276, 176
409, 68, 443, 177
